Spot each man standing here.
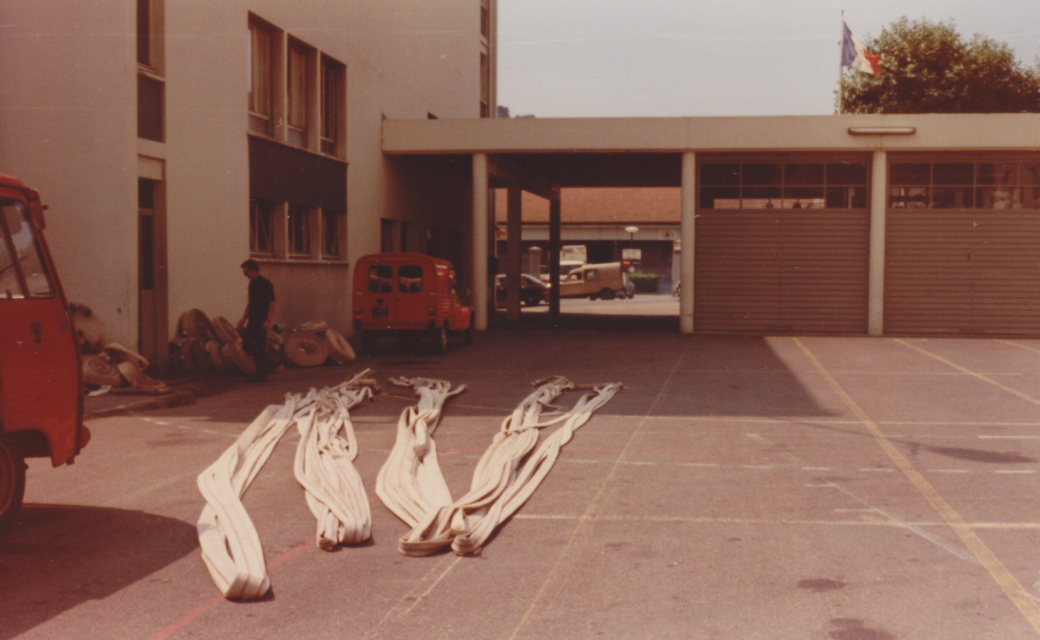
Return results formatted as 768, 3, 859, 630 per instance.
237, 259, 277, 381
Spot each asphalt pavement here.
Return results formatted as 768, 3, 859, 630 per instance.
6, 304, 1040, 639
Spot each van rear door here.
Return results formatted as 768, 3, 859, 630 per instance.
395, 262, 430, 329
0, 195, 80, 465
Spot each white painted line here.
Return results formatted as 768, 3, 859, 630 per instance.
802, 467, 834, 471
741, 464, 776, 469
512, 513, 1040, 529
860, 468, 895, 472
805, 483, 838, 488
994, 470, 1037, 474
682, 463, 720, 467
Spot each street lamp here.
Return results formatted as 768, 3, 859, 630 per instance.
625, 226, 639, 245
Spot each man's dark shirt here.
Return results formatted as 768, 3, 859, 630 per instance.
247, 275, 275, 327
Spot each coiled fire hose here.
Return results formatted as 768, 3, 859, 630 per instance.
377, 376, 622, 557
197, 370, 378, 599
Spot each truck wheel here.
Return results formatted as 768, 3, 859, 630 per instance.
432, 325, 448, 354
599, 288, 616, 300
0, 440, 26, 536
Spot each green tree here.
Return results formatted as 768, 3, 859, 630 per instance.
839, 17, 1040, 113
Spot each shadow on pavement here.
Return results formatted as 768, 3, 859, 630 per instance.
0, 504, 198, 640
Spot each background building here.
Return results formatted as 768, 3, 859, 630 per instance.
0, 0, 496, 365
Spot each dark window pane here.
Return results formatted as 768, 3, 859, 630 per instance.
398, 265, 424, 293
782, 186, 825, 209
977, 163, 1017, 186
137, 0, 150, 65
890, 163, 929, 185
700, 164, 740, 186
139, 214, 154, 290
784, 164, 824, 185
742, 163, 782, 185
368, 265, 392, 293
826, 187, 867, 209
699, 186, 739, 209
889, 187, 929, 208
932, 187, 973, 208
741, 186, 781, 208
827, 162, 868, 185
138, 179, 154, 209
2, 203, 53, 297
137, 74, 163, 141
932, 163, 973, 185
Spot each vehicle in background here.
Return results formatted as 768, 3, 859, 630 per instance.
621, 273, 635, 299
559, 262, 627, 300
352, 253, 473, 354
560, 244, 587, 264
0, 173, 90, 535
495, 273, 549, 307
540, 260, 584, 285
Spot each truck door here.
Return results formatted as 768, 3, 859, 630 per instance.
395, 263, 429, 328
0, 197, 80, 464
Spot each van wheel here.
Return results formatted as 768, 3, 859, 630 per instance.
599, 288, 616, 300
432, 325, 448, 354
0, 440, 26, 536
360, 331, 377, 356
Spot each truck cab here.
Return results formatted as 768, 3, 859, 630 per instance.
0, 174, 89, 534
352, 253, 473, 354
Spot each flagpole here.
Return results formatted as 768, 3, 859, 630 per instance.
839, 10, 845, 113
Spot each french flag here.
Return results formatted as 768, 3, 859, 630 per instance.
842, 22, 881, 76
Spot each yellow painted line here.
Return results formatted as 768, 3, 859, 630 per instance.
1000, 340, 1040, 356
895, 338, 1040, 408
794, 337, 1040, 634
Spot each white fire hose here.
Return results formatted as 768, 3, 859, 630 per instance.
197, 370, 378, 599
377, 376, 622, 557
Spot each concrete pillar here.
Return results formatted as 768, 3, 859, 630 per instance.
680, 151, 696, 333
506, 186, 522, 320
472, 154, 488, 330
548, 197, 561, 315
868, 150, 887, 336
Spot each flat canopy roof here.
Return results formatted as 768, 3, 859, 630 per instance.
383, 114, 1040, 189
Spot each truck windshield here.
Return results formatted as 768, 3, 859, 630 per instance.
0, 199, 55, 299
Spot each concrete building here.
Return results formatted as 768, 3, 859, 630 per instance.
384, 114, 1040, 336
0, 0, 496, 365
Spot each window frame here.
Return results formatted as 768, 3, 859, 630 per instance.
287, 205, 311, 257
248, 18, 275, 135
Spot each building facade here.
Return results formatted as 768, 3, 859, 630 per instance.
0, 0, 496, 364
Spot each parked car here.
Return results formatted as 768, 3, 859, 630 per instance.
495, 273, 549, 307
559, 262, 627, 300
352, 253, 473, 354
621, 273, 635, 299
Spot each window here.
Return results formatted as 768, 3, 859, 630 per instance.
368, 265, 393, 293
137, 74, 164, 141
0, 201, 54, 299
889, 161, 1040, 209
248, 20, 274, 135
480, 52, 490, 118
288, 206, 310, 256
398, 265, 424, 293
321, 56, 344, 155
287, 41, 309, 147
322, 209, 340, 257
699, 161, 868, 210
249, 200, 274, 254
480, 0, 490, 39
381, 219, 396, 253
137, 0, 152, 66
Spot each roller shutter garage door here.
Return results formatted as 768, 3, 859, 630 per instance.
884, 159, 1040, 336
695, 160, 870, 333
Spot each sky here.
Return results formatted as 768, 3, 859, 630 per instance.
496, 0, 1040, 118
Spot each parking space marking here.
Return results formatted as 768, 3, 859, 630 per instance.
507, 335, 691, 640
795, 337, 1040, 634
895, 338, 1040, 409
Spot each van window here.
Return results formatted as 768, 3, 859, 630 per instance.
398, 265, 424, 293
0, 200, 54, 299
368, 264, 393, 293
586, 269, 599, 281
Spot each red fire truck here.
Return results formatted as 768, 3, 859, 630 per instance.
0, 174, 90, 534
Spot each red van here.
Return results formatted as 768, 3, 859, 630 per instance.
0, 174, 89, 534
352, 253, 473, 354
